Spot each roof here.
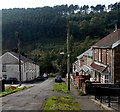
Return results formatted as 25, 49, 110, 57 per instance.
90, 62, 108, 73
77, 48, 93, 59
80, 65, 92, 74
10, 52, 34, 63
92, 29, 120, 48
73, 60, 79, 66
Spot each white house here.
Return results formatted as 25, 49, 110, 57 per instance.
1, 52, 39, 82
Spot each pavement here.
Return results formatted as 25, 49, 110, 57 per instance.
70, 83, 104, 111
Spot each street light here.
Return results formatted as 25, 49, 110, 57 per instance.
15, 32, 22, 86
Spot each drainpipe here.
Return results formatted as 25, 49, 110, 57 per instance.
112, 49, 115, 84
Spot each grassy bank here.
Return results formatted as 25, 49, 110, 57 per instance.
53, 82, 70, 94
0, 86, 29, 97
41, 96, 81, 111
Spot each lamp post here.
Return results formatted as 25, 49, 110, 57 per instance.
16, 32, 22, 86
67, 22, 70, 91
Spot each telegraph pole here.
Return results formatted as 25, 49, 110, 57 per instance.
16, 32, 22, 86
67, 22, 70, 91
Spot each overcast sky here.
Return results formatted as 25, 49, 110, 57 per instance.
0, 0, 120, 9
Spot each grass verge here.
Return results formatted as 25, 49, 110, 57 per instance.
41, 96, 81, 111
0, 86, 29, 97
53, 82, 70, 94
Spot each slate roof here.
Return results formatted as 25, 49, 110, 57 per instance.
10, 52, 34, 63
92, 29, 120, 48
77, 48, 93, 59
80, 65, 92, 74
90, 62, 108, 73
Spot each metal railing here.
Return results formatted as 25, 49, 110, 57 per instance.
94, 86, 120, 110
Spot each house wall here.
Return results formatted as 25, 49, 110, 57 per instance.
95, 49, 99, 62
87, 57, 93, 67
94, 48, 112, 65
1, 52, 39, 82
22, 62, 39, 81
83, 56, 87, 65
80, 59, 84, 67
2, 64, 23, 81
102, 49, 107, 64
114, 45, 120, 83
36, 65, 39, 77
93, 48, 112, 83
2, 52, 19, 64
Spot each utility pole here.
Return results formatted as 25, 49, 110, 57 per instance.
67, 22, 70, 91
16, 32, 22, 86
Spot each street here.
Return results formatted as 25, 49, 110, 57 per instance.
1, 78, 104, 111
1, 78, 56, 110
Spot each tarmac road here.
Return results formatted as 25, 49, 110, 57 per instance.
1, 78, 104, 111
1, 78, 56, 110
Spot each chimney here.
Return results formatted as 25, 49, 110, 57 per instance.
114, 24, 118, 32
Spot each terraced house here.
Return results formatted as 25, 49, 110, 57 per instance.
73, 48, 93, 76
90, 29, 120, 84
1, 52, 39, 82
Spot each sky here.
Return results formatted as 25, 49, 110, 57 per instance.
0, 0, 120, 9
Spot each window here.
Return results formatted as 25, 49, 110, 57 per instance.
105, 75, 109, 83
94, 50, 97, 61
2, 65, 6, 72
99, 49, 102, 62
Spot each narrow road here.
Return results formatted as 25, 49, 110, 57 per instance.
2, 78, 56, 110
1, 78, 104, 111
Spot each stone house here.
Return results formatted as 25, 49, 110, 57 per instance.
90, 29, 120, 84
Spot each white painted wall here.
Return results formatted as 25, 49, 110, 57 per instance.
2, 52, 40, 82
2, 64, 20, 80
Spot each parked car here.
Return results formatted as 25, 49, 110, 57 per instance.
36, 75, 45, 81
43, 73, 48, 79
55, 75, 63, 83
4, 77, 19, 84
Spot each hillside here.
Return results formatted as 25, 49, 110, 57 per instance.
2, 2, 120, 74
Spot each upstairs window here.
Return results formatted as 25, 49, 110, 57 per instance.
105, 75, 109, 83
2, 65, 6, 72
98, 49, 102, 62
94, 50, 97, 61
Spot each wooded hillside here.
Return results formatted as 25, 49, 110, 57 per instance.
2, 2, 120, 75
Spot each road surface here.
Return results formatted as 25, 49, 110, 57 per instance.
2, 78, 57, 110
1, 78, 104, 111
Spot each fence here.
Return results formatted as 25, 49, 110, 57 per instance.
93, 86, 120, 110
77, 82, 120, 110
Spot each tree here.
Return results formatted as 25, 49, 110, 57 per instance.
79, 20, 90, 37
82, 5, 89, 14
90, 17, 105, 37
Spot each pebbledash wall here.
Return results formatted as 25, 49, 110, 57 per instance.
1, 52, 39, 82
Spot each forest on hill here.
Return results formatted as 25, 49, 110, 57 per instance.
2, 2, 120, 75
